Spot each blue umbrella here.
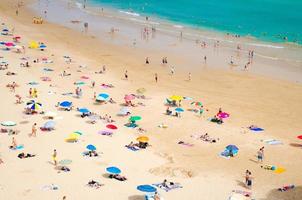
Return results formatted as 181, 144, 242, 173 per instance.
106, 166, 121, 174
78, 108, 90, 113
96, 93, 109, 101
137, 185, 157, 193
44, 121, 56, 129
39, 44, 47, 49
86, 144, 96, 151
226, 145, 239, 151
60, 101, 72, 107
2, 29, 8, 32
175, 107, 184, 112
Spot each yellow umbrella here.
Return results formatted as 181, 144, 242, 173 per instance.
65, 137, 78, 143
68, 133, 79, 139
169, 95, 183, 101
29, 41, 39, 49
136, 136, 149, 143
275, 167, 286, 174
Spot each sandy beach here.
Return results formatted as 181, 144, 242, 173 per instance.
0, 0, 302, 199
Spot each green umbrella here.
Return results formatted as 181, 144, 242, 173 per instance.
129, 116, 142, 121
191, 101, 203, 106
1, 121, 16, 126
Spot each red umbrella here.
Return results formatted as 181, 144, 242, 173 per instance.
106, 124, 117, 130
297, 135, 302, 140
124, 94, 135, 101
13, 36, 21, 39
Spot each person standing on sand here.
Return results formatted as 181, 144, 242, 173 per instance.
204, 56, 207, 64
29, 88, 32, 98
30, 123, 37, 137
11, 137, 17, 149
246, 171, 253, 189
52, 149, 57, 166
188, 72, 191, 81
145, 57, 149, 64
155, 73, 158, 83
170, 67, 175, 75
124, 70, 128, 80
62, 196, 66, 200
102, 65, 106, 73
91, 80, 95, 88
257, 147, 264, 163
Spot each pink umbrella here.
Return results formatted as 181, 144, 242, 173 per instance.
5, 42, 14, 47
106, 124, 118, 130
217, 112, 230, 119
124, 94, 135, 101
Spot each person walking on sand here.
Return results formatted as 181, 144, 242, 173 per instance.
29, 88, 32, 98
257, 147, 264, 163
11, 137, 17, 149
145, 57, 149, 64
188, 72, 191, 81
246, 171, 253, 189
52, 149, 57, 166
204, 56, 207, 64
91, 80, 95, 88
31, 123, 37, 137
155, 73, 158, 83
170, 67, 175, 75
93, 92, 96, 100
102, 65, 106, 73
124, 70, 128, 80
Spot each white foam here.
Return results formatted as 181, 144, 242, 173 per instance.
173, 25, 184, 29
119, 10, 140, 17
247, 42, 284, 49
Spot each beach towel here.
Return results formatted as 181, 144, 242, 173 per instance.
278, 184, 295, 192
124, 123, 138, 128
220, 150, 230, 159
249, 127, 264, 131
263, 139, 283, 145
10, 144, 24, 150
232, 190, 252, 197
41, 184, 59, 191
98, 130, 113, 137
125, 145, 140, 151
153, 183, 183, 192
61, 92, 73, 96
275, 167, 286, 174
28, 81, 39, 85
43, 68, 54, 72
178, 141, 194, 147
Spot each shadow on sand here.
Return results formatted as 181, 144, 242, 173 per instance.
259, 186, 302, 200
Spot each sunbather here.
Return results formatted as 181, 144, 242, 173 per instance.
109, 174, 127, 181
18, 152, 35, 159
87, 180, 103, 188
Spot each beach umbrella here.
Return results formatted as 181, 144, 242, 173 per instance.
29, 41, 39, 49
96, 93, 109, 101
191, 101, 203, 106
5, 42, 14, 47
297, 135, 302, 140
74, 81, 85, 86
78, 108, 90, 113
2, 28, 9, 32
136, 136, 149, 143
60, 101, 72, 108
136, 88, 146, 94
68, 133, 80, 139
106, 124, 117, 130
169, 95, 183, 101
27, 101, 42, 111
39, 44, 46, 49
226, 145, 239, 152
217, 112, 230, 119
124, 94, 135, 101
13, 36, 21, 40
1, 121, 16, 126
43, 121, 56, 129
175, 107, 184, 112
137, 185, 157, 193
129, 116, 142, 121
98, 130, 113, 135
106, 166, 121, 175
73, 131, 83, 136
86, 144, 96, 151
81, 75, 89, 79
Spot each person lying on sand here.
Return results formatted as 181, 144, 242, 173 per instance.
17, 152, 35, 159
61, 71, 71, 76
6, 71, 17, 75
87, 180, 103, 188
83, 150, 99, 157
95, 70, 103, 74
0, 64, 8, 70
56, 166, 70, 172
109, 174, 127, 181
162, 179, 176, 188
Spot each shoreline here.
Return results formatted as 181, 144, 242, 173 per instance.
29, 0, 302, 83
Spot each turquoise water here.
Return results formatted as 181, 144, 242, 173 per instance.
89, 0, 302, 44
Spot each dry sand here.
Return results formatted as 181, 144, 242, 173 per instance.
0, 0, 302, 199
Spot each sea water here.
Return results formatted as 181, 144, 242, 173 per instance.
88, 0, 302, 45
